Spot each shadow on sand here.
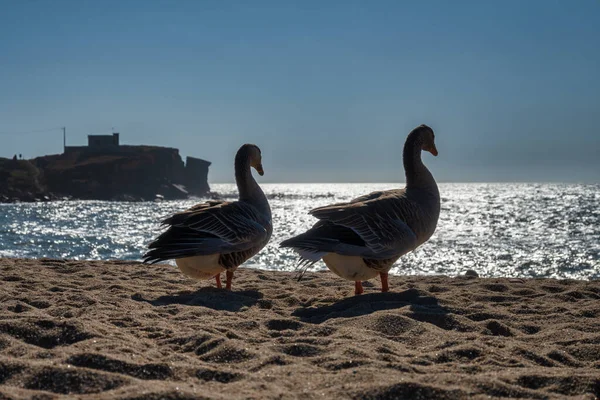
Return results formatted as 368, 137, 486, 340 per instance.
292, 288, 450, 325
132, 287, 262, 312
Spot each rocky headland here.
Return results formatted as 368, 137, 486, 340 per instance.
0, 146, 210, 203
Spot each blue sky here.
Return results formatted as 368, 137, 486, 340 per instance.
0, 0, 598, 182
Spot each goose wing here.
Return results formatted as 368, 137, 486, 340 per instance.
143, 200, 269, 263
164, 200, 269, 246
308, 190, 418, 256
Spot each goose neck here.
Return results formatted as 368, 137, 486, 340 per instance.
403, 134, 435, 189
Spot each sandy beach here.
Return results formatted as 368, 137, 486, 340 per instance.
0, 258, 599, 399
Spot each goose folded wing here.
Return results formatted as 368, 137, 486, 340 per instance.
309, 196, 418, 256
163, 201, 268, 248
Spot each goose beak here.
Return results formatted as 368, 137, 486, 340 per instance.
426, 144, 438, 156
256, 164, 264, 176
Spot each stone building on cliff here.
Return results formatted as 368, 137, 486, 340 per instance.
64, 133, 121, 154
45, 132, 212, 200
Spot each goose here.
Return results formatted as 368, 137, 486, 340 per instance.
143, 144, 272, 290
280, 125, 440, 295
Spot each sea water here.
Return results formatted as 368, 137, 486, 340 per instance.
1, 183, 598, 279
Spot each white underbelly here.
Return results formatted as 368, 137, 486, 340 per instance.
322, 253, 380, 281
176, 254, 225, 281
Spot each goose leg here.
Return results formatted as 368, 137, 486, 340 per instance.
225, 270, 234, 290
380, 272, 389, 293
215, 273, 222, 289
354, 281, 364, 295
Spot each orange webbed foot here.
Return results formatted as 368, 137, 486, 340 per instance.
354, 281, 364, 295
380, 272, 389, 293
225, 270, 234, 291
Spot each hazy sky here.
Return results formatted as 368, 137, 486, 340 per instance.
0, 0, 598, 183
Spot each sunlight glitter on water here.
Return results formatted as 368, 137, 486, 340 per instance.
1, 183, 599, 280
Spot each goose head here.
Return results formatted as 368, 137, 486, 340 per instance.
416, 124, 438, 156
240, 143, 264, 176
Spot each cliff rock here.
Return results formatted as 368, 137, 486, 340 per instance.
0, 158, 51, 202
1, 146, 210, 202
